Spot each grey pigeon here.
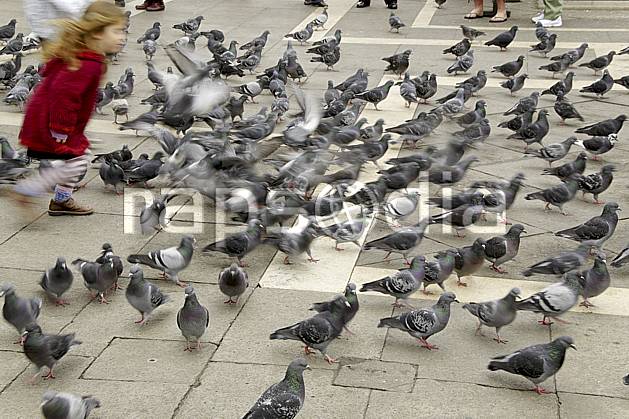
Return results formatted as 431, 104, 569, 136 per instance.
428, 156, 478, 184
383, 49, 412, 78
484, 224, 527, 273
398, 73, 418, 107
72, 257, 118, 304
488, 336, 576, 394
359, 256, 425, 307
125, 265, 170, 325
554, 93, 584, 124
447, 49, 474, 75
136, 22, 161, 43
422, 250, 457, 293
243, 358, 309, 419
507, 109, 550, 149
578, 51, 616, 74
127, 235, 196, 287
389, 12, 406, 33
542, 152, 587, 180
541, 71, 575, 97
41, 391, 100, 419
427, 195, 485, 237
550, 43, 588, 66
382, 191, 421, 225
500, 73, 528, 95
455, 70, 487, 95
318, 212, 366, 251
530, 33, 557, 57
96, 82, 115, 114
523, 243, 591, 277
524, 136, 578, 166
23, 324, 81, 382
363, 221, 429, 264
377, 292, 458, 350
443, 39, 471, 57
98, 158, 124, 194
524, 175, 579, 215
173, 15, 204, 34
556, 202, 619, 251
433, 88, 466, 115
504, 91, 539, 116
539, 56, 571, 78
218, 263, 249, 304
578, 253, 610, 307
139, 194, 177, 234
0, 19, 16, 43
270, 297, 349, 363
40, 257, 73, 306
311, 7, 329, 30
484, 26, 518, 51
614, 75, 629, 90
463, 287, 520, 343
310, 283, 359, 334
460, 25, 485, 41
516, 272, 583, 324
285, 23, 314, 45
492, 55, 525, 78
0, 33, 23, 55
143, 39, 157, 61
579, 70, 614, 97
263, 219, 321, 265
354, 80, 395, 110
454, 118, 490, 144
535, 22, 549, 42
177, 286, 209, 351
576, 165, 616, 203
0, 283, 41, 343
452, 238, 486, 286
575, 115, 626, 136
456, 100, 486, 127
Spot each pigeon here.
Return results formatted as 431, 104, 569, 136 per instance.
428, 156, 478, 184
542, 152, 587, 180
524, 175, 579, 215
415, 73, 438, 103
578, 253, 610, 307
420, 250, 457, 294
136, 22, 161, 43
541, 71, 575, 97
554, 93, 584, 124
263, 219, 321, 265
284, 23, 314, 45
127, 235, 196, 287
72, 257, 118, 304
500, 73, 528, 95
0, 19, 16, 43
125, 265, 170, 325
575, 115, 626, 136
504, 92, 539, 116
523, 243, 591, 277
454, 118, 490, 144
483, 224, 527, 273
576, 134, 618, 161
452, 238, 486, 286
177, 286, 209, 351
550, 43, 588, 66
517, 272, 583, 325
539, 56, 571, 78
310, 283, 359, 334
397, 73, 418, 107
492, 55, 525, 78
463, 287, 520, 343
377, 292, 458, 350
556, 202, 620, 249
389, 12, 406, 33
139, 194, 178, 234
96, 82, 115, 114
488, 336, 576, 394
455, 99, 486, 127
354, 80, 395, 110
577, 165, 616, 203
143, 39, 157, 61
40, 257, 73, 306
236, 80, 264, 103
484, 26, 518, 51
311, 6, 329, 30
23, 324, 81, 382
359, 256, 425, 307
524, 136, 578, 166
362, 221, 429, 264
318, 212, 366, 251
427, 195, 485, 237
530, 33, 557, 57
382, 191, 421, 225
0, 33, 23, 55
270, 296, 349, 363
243, 358, 309, 419
579, 70, 614, 98
98, 158, 124, 194
240, 30, 270, 51
613, 74, 629, 90
447, 49, 474, 75
443, 39, 471, 57
173, 15, 204, 34
382, 49, 412, 78
218, 263, 249, 305
578, 51, 616, 74
0, 283, 41, 343
41, 391, 100, 419
460, 25, 485, 41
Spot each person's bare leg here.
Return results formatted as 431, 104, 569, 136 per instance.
490, 0, 507, 20
467, 0, 483, 17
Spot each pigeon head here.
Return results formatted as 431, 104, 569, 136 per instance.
438, 291, 459, 304
288, 358, 311, 373
509, 26, 518, 33
153, 22, 161, 28
409, 255, 426, 268
55, 257, 67, 270
181, 235, 197, 248
472, 238, 486, 251
184, 286, 196, 297
247, 218, 265, 232
24, 323, 42, 335
602, 201, 620, 215
129, 264, 143, 278
576, 152, 587, 161
594, 252, 607, 265
83, 396, 101, 412
508, 287, 521, 299
0, 283, 15, 297
345, 283, 357, 295
554, 336, 577, 351
508, 224, 527, 236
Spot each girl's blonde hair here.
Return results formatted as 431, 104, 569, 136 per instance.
43, 1, 127, 69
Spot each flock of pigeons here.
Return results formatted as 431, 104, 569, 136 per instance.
1, 4, 629, 418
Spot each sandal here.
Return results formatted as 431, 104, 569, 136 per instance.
489, 15, 508, 23
464, 11, 483, 19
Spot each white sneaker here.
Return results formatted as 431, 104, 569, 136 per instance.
538, 16, 562, 27
531, 12, 544, 23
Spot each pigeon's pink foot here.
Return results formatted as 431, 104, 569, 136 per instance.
579, 300, 594, 308
283, 256, 292, 265
334, 245, 345, 251
303, 346, 316, 355
490, 265, 507, 274
538, 317, 553, 326
238, 259, 249, 267
421, 289, 434, 295
308, 257, 320, 263
324, 354, 338, 364
224, 299, 237, 305
533, 386, 551, 395
457, 280, 468, 287
43, 369, 56, 380
493, 336, 508, 344
55, 299, 70, 306
418, 338, 438, 350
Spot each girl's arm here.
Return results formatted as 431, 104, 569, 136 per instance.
48, 0, 94, 16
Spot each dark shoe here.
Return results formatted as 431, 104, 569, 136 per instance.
388, 1, 397, 8
115, 0, 125, 6
357, 0, 371, 8
146, 0, 165, 11
135, 0, 149, 10
48, 198, 94, 216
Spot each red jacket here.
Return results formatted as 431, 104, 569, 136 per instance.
19, 50, 105, 157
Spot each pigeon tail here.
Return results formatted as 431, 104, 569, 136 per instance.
359, 280, 388, 294
269, 324, 300, 341
524, 191, 544, 202
377, 316, 403, 329
126, 254, 159, 269
487, 358, 512, 372
462, 302, 481, 317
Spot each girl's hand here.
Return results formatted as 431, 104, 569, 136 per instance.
51, 130, 68, 144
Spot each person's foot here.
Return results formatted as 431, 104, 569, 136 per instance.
387, 1, 397, 8
531, 11, 544, 23
539, 16, 562, 27
115, 0, 125, 6
356, 0, 371, 8
146, 1, 165, 11
465, 9, 483, 19
48, 198, 94, 216
135, 0, 149, 10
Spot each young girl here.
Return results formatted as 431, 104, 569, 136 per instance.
14, 1, 127, 216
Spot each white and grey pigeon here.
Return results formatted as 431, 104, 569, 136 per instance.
382, 191, 421, 226
389, 12, 406, 33
515, 271, 583, 325
242, 358, 309, 419
488, 336, 576, 395
463, 288, 521, 343
377, 292, 458, 350
177, 286, 209, 351
218, 263, 249, 305
41, 391, 101, 419
0, 283, 42, 344
125, 265, 171, 325
360, 256, 425, 307
40, 257, 73, 306
127, 235, 196, 287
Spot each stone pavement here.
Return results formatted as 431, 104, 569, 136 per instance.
1, 0, 629, 417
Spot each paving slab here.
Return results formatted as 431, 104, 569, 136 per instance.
334, 359, 416, 392
558, 392, 629, 418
